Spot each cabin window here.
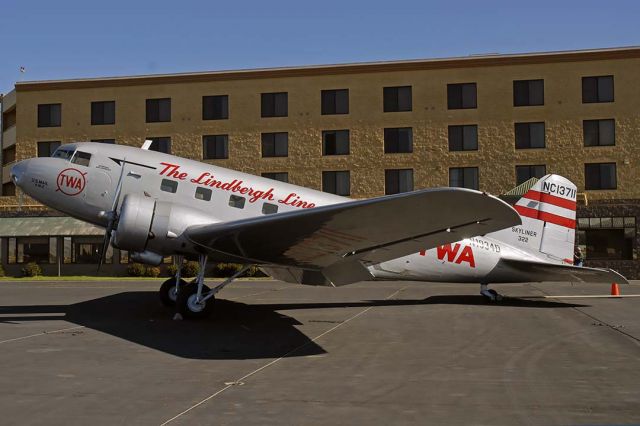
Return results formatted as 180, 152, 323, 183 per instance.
161, 179, 178, 193
71, 151, 92, 167
52, 148, 75, 161
195, 187, 212, 201
229, 195, 245, 209
262, 203, 278, 214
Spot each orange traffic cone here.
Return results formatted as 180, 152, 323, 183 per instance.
611, 283, 620, 296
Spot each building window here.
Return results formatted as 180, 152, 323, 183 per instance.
584, 119, 615, 147
148, 137, 171, 154
585, 163, 616, 190
203, 95, 228, 120
582, 75, 614, 103
195, 187, 212, 201
262, 172, 288, 183
447, 83, 477, 109
322, 130, 349, 155
448, 125, 478, 151
91, 101, 115, 125
161, 179, 178, 193
321, 89, 349, 115
322, 171, 350, 196
449, 167, 479, 190
577, 216, 635, 260
513, 79, 544, 106
229, 195, 246, 208
72, 237, 112, 264
91, 139, 116, 144
262, 203, 278, 214
37, 103, 61, 127
515, 122, 545, 149
2, 182, 16, 196
383, 86, 412, 112
261, 132, 288, 157
12, 237, 56, 264
516, 165, 546, 185
146, 98, 171, 122
261, 92, 288, 117
384, 127, 413, 153
385, 169, 413, 195
203, 134, 229, 159
2, 145, 16, 165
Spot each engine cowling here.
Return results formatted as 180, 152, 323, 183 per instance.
112, 193, 217, 257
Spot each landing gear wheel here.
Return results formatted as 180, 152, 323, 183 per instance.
487, 289, 503, 302
176, 283, 214, 319
159, 278, 187, 307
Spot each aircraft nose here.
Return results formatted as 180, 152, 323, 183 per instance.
10, 160, 29, 188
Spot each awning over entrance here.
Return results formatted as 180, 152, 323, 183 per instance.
0, 216, 103, 237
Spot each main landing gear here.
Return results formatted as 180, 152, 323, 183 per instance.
169, 254, 250, 319
480, 283, 503, 302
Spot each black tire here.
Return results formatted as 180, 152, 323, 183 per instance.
176, 282, 214, 319
159, 278, 187, 307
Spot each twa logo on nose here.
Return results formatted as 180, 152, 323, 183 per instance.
56, 168, 86, 196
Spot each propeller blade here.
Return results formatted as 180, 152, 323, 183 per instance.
97, 158, 127, 272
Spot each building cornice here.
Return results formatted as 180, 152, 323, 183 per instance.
14, 46, 640, 92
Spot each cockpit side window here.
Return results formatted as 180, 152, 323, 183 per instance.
71, 151, 92, 167
52, 148, 74, 161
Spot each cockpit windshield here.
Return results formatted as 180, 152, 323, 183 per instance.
52, 148, 75, 161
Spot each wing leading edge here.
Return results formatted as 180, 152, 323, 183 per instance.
185, 187, 521, 285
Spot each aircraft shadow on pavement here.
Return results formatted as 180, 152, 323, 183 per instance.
0, 292, 586, 360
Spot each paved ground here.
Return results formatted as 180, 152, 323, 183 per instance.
0, 279, 638, 425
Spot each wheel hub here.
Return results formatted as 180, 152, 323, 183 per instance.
187, 293, 206, 313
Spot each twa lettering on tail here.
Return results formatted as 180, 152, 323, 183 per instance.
56, 168, 86, 196
420, 243, 476, 267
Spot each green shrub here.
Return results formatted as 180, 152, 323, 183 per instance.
145, 266, 161, 278
166, 264, 178, 277
21, 262, 42, 277
212, 263, 242, 277
0, 263, 5, 277
127, 263, 146, 277
181, 261, 200, 278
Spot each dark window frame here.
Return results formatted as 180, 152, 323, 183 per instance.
261, 172, 289, 183
261, 92, 288, 118
385, 169, 414, 195
449, 167, 479, 190
146, 98, 171, 123
90, 139, 116, 144
261, 132, 288, 158
448, 125, 478, 151
582, 75, 614, 103
202, 95, 229, 120
37, 103, 61, 128
321, 89, 349, 115
384, 127, 413, 153
585, 163, 617, 190
513, 79, 544, 107
147, 137, 171, 154
91, 100, 115, 125
447, 83, 477, 109
203, 134, 229, 159
37, 141, 61, 158
383, 86, 412, 112
322, 170, 351, 196
322, 130, 350, 155
583, 119, 615, 147
515, 122, 546, 149
516, 165, 546, 185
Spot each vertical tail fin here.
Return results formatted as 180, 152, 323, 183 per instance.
492, 175, 577, 264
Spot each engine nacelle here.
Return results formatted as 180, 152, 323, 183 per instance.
113, 194, 155, 252
112, 193, 217, 256
130, 250, 163, 266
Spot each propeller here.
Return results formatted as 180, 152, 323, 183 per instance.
98, 158, 127, 271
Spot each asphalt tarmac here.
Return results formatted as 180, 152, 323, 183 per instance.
0, 279, 638, 425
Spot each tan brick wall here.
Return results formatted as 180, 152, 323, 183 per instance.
9, 55, 640, 205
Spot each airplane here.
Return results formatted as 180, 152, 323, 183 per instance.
10, 141, 627, 319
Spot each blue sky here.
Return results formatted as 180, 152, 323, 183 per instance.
1, 0, 638, 93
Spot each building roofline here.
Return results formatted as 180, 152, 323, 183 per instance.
14, 46, 640, 92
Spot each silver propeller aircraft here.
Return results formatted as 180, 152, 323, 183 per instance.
11, 142, 626, 319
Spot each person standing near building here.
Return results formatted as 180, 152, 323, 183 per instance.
574, 247, 584, 267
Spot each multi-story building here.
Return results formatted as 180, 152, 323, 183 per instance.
1, 47, 638, 276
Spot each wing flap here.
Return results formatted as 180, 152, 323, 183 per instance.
487, 258, 629, 284
186, 188, 520, 276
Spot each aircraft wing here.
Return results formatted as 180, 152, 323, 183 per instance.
185, 188, 521, 285
487, 257, 629, 284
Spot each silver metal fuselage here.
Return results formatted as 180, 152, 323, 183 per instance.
10, 142, 554, 283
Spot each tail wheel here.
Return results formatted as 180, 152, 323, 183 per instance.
159, 277, 187, 307
176, 283, 214, 319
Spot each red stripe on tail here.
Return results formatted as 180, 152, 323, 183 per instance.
514, 205, 576, 229
522, 190, 576, 211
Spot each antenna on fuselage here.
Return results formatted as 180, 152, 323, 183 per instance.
141, 139, 153, 150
